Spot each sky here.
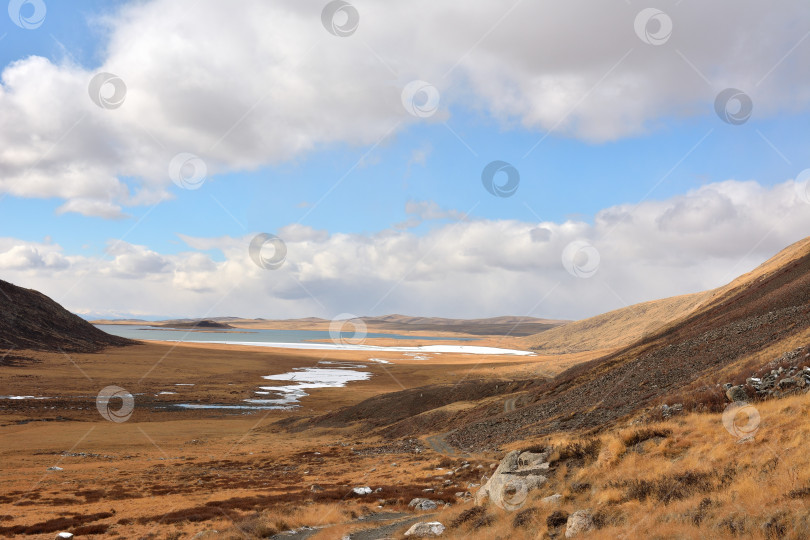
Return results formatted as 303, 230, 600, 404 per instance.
1, 0, 810, 321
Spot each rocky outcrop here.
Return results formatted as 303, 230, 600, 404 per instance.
725, 347, 810, 401
475, 449, 549, 509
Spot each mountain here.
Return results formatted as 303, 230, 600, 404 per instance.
0, 279, 132, 352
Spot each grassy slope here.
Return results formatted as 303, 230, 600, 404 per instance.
427, 388, 810, 539
520, 236, 810, 355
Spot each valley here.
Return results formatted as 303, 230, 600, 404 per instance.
2, 238, 810, 538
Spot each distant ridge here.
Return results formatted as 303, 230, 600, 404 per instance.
93, 314, 568, 337
0, 280, 132, 352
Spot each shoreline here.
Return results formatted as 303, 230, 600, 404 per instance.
170, 339, 535, 356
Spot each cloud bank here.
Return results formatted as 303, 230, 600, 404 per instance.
2, 179, 808, 320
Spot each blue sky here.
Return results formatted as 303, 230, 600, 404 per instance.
2, 1, 810, 319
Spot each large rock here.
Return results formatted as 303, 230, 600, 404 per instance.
725, 385, 749, 402
408, 497, 439, 511
475, 449, 548, 509
404, 521, 445, 537
565, 510, 594, 538
518, 450, 549, 467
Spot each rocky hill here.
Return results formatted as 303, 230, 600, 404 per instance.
0, 279, 132, 352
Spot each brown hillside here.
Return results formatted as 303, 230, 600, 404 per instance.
0, 279, 132, 352
304, 238, 810, 452
521, 236, 810, 354
444, 238, 810, 450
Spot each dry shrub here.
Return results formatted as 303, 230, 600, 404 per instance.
622, 427, 672, 447
546, 510, 569, 528
232, 513, 277, 538
551, 438, 601, 464
450, 506, 487, 528
613, 466, 736, 504
787, 485, 810, 499
666, 386, 728, 413
511, 507, 540, 529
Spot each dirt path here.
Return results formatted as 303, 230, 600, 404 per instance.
267, 512, 433, 540
347, 513, 435, 540
425, 430, 468, 458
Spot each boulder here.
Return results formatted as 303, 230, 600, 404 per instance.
475, 449, 549, 508
352, 486, 372, 496
565, 510, 594, 538
408, 497, 439, 511
725, 385, 749, 403
310, 484, 323, 492
55, 534, 74, 540
404, 521, 445, 537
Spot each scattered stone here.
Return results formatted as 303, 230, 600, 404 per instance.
310, 484, 323, 492
408, 498, 439, 511
777, 377, 797, 390
352, 486, 372, 496
660, 403, 683, 418
725, 385, 749, 402
565, 510, 594, 538
404, 521, 445, 537
47, 466, 63, 471
541, 493, 563, 505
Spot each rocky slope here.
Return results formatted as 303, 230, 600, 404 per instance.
445, 238, 810, 450
0, 279, 132, 352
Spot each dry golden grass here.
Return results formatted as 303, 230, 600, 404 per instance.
434, 390, 810, 539
519, 291, 711, 354
211, 504, 354, 539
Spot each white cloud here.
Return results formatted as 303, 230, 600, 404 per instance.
0, 244, 69, 270
2, 179, 809, 320
1, 0, 809, 214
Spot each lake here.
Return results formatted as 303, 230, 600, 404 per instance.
94, 324, 472, 345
